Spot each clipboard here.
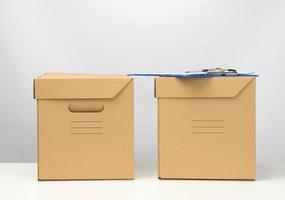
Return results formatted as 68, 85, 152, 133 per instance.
128, 68, 258, 78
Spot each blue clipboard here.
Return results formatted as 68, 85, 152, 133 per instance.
128, 72, 258, 78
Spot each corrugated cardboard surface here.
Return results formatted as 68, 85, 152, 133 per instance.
156, 77, 256, 180
34, 73, 134, 180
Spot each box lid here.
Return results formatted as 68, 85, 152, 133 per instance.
155, 77, 255, 98
34, 73, 132, 99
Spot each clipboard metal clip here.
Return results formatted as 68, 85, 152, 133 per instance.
186, 68, 237, 76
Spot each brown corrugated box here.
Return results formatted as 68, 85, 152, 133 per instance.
34, 73, 134, 180
155, 77, 256, 180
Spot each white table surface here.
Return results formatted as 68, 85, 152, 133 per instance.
0, 163, 284, 200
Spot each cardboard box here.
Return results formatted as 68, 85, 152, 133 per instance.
155, 77, 256, 180
34, 73, 134, 180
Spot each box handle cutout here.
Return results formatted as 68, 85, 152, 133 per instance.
68, 102, 104, 113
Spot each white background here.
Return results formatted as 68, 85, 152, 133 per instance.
0, 0, 285, 169
1, 163, 285, 200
